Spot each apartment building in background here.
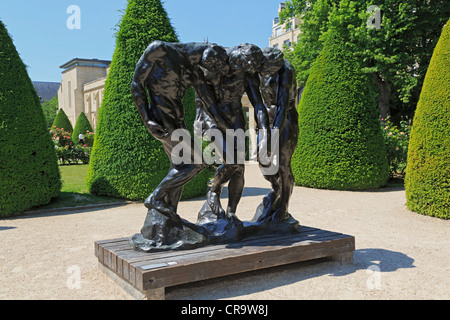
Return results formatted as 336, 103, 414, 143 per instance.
57, 58, 111, 129
269, 3, 301, 50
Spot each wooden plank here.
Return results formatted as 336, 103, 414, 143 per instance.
140, 235, 354, 290
110, 226, 327, 268
132, 230, 347, 269
96, 227, 355, 298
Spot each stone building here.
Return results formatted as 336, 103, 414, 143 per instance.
57, 58, 111, 129
269, 3, 301, 50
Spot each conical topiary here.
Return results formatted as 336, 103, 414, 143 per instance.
291, 29, 389, 190
52, 108, 73, 133
72, 112, 93, 144
405, 20, 450, 219
87, 0, 211, 201
0, 20, 61, 217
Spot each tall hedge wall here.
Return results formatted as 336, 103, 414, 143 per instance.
87, 0, 211, 201
405, 20, 450, 219
0, 20, 61, 217
291, 29, 389, 190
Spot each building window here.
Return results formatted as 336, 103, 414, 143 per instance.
283, 39, 291, 47
273, 44, 279, 49
275, 27, 282, 37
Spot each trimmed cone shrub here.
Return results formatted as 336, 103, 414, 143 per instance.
291, 29, 389, 190
52, 108, 73, 133
0, 20, 61, 217
405, 20, 450, 219
72, 112, 93, 145
87, 0, 212, 201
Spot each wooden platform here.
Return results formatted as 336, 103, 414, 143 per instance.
95, 226, 355, 300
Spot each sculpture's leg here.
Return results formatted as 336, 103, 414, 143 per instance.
274, 115, 298, 216
227, 164, 245, 217
207, 164, 239, 216
277, 165, 294, 215
145, 163, 206, 225
256, 167, 281, 222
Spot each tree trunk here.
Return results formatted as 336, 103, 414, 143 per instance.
372, 72, 391, 120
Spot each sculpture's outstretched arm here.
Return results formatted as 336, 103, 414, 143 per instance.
194, 72, 233, 132
245, 73, 272, 163
131, 51, 168, 139
245, 74, 270, 133
272, 62, 295, 133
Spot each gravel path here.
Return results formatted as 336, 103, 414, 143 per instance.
1, 162, 448, 300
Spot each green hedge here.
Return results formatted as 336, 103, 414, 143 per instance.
405, 20, 450, 219
52, 108, 73, 133
72, 112, 93, 145
291, 29, 389, 190
0, 20, 61, 217
87, 0, 211, 202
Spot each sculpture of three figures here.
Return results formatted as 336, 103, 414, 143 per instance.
130, 41, 299, 252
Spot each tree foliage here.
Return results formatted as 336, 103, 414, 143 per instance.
41, 95, 59, 129
87, 0, 211, 201
52, 108, 73, 133
72, 112, 93, 144
291, 28, 389, 190
0, 20, 61, 217
405, 20, 450, 219
280, 0, 450, 121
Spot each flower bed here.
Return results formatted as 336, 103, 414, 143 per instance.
50, 127, 93, 165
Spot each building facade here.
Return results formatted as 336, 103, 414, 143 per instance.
57, 58, 111, 129
269, 3, 301, 50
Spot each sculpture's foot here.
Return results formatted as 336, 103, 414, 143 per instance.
252, 191, 279, 224
206, 191, 225, 218
243, 201, 299, 236
131, 208, 207, 253
197, 202, 244, 244
226, 208, 237, 220
144, 194, 181, 226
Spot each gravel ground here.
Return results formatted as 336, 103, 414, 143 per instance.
0, 162, 448, 300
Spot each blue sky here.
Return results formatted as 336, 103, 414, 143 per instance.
0, 0, 281, 82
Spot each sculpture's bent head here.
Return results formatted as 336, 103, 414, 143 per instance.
202, 45, 229, 76
229, 43, 264, 74
260, 47, 284, 76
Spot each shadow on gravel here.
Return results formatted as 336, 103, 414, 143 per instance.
166, 247, 415, 300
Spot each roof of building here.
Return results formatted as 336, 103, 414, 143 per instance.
32, 81, 60, 102
59, 58, 111, 70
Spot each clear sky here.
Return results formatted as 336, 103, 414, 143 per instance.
0, 0, 281, 83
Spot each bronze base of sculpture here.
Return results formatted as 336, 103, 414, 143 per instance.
130, 202, 300, 253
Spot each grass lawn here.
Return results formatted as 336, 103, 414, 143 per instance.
35, 165, 126, 211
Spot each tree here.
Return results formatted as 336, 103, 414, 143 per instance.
52, 108, 73, 133
280, 0, 450, 121
291, 28, 389, 190
87, 0, 211, 201
405, 20, 450, 219
72, 112, 93, 145
0, 20, 61, 217
41, 95, 59, 129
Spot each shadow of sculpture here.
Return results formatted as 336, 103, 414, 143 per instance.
330, 248, 416, 277
165, 248, 415, 300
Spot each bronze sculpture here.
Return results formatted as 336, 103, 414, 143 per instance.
130, 41, 299, 252
251, 47, 300, 229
